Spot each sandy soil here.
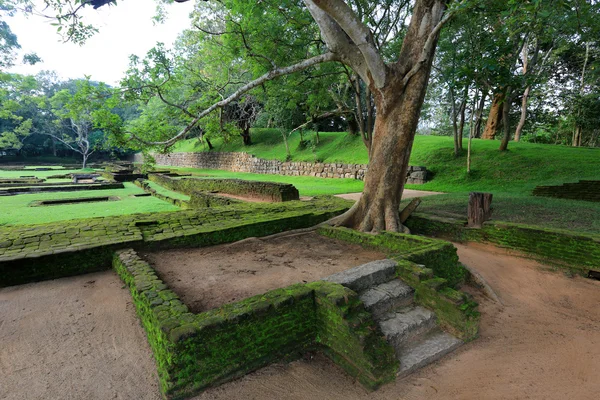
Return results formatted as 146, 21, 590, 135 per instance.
335, 189, 443, 202
191, 242, 600, 400
140, 232, 386, 313
0, 271, 162, 400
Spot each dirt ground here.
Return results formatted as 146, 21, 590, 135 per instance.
335, 189, 443, 202
2, 242, 598, 400
140, 232, 386, 313
0, 271, 162, 400
192, 242, 600, 400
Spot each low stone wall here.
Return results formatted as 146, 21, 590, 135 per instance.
0, 197, 351, 286
533, 180, 600, 202
405, 213, 600, 275
149, 173, 300, 202
114, 248, 398, 398
133, 152, 430, 183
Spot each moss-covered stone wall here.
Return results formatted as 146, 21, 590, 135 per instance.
317, 226, 466, 287
0, 197, 351, 286
317, 226, 479, 341
149, 173, 299, 202
405, 213, 600, 274
533, 180, 600, 202
113, 249, 397, 399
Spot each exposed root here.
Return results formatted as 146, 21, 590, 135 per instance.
323, 198, 410, 233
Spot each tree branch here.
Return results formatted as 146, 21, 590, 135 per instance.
401, 3, 454, 88
131, 52, 338, 147
307, 0, 387, 89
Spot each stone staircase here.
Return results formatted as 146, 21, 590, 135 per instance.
323, 259, 463, 377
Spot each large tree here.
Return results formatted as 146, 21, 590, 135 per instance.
34, 0, 464, 232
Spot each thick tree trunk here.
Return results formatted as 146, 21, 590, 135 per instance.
314, 0, 447, 232
482, 91, 504, 140
514, 85, 530, 142
336, 101, 416, 232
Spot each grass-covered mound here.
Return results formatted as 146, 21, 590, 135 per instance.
172, 130, 600, 195
169, 131, 600, 234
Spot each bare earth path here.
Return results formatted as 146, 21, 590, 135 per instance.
335, 189, 443, 202
0, 271, 162, 400
1, 242, 598, 400
193, 242, 600, 400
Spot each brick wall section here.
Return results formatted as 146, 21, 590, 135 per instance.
133, 152, 430, 183
533, 180, 600, 202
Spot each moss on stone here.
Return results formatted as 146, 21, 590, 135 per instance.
406, 213, 600, 274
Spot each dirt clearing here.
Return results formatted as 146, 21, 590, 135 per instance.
140, 232, 386, 313
0, 271, 162, 400
191, 242, 600, 400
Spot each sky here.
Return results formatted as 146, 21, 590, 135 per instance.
7, 0, 196, 85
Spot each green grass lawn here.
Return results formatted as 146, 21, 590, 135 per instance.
0, 168, 93, 179
173, 131, 600, 194
169, 131, 600, 234
400, 192, 600, 235
0, 182, 180, 226
146, 181, 191, 201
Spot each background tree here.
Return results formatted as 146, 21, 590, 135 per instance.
49, 77, 121, 168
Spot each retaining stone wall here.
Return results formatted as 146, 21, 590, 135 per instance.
405, 213, 600, 275
533, 180, 600, 202
133, 152, 430, 183
0, 197, 351, 286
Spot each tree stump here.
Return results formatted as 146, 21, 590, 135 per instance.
467, 192, 493, 228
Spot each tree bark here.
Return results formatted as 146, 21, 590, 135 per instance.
499, 88, 512, 151
240, 127, 252, 146
458, 96, 466, 151
482, 91, 504, 140
513, 85, 530, 142
450, 86, 460, 156
333, 0, 447, 232
467, 192, 493, 228
473, 89, 487, 138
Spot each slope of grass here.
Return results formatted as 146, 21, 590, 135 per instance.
0, 182, 180, 225
172, 131, 600, 194
171, 131, 600, 234
172, 129, 370, 163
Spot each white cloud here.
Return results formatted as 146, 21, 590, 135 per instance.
7, 0, 195, 85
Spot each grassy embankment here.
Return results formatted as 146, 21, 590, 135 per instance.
169, 130, 600, 234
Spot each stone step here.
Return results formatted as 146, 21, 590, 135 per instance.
378, 305, 437, 350
322, 259, 397, 293
397, 328, 463, 377
359, 279, 414, 320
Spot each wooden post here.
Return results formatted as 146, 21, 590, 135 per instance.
467, 192, 493, 228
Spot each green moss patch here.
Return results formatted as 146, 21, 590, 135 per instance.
114, 249, 397, 399
405, 213, 600, 274
0, 197, 350, 286
149, 173, 299, 202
